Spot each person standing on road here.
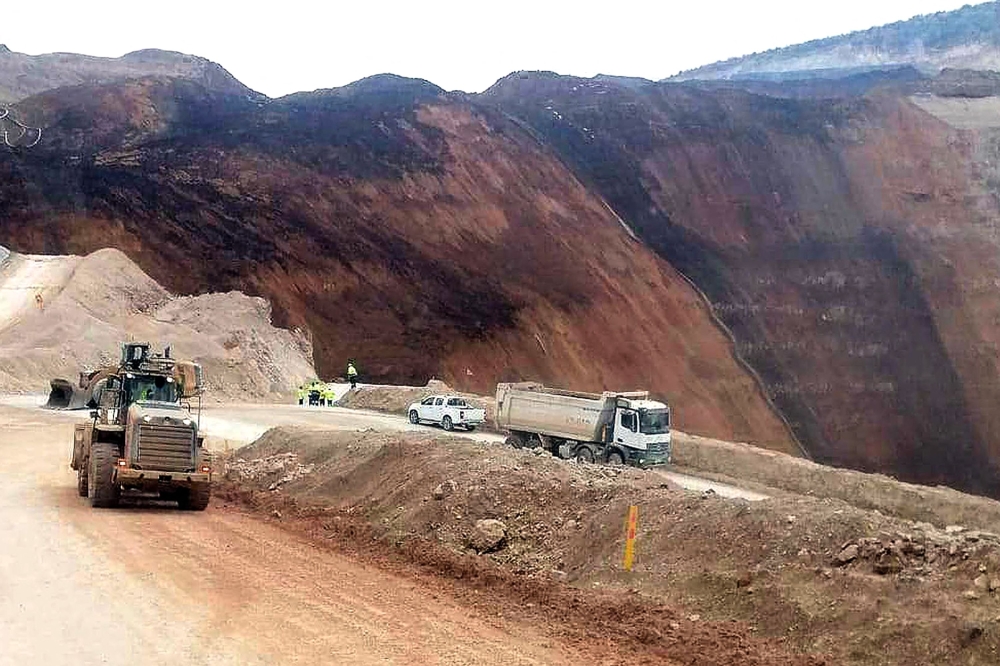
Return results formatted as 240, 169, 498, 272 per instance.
347, 361, 359, 389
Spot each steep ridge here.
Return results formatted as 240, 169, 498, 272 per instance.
674, 2, 1000, 81
0, 46, 259, 103
0, 76, 795, 448
485, 71, 1000, 496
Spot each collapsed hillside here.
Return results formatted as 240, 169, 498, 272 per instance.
0, 74, 794, 449
4, 42, 1000, 492
485, 70, 1000, 497
0, 246, 314, 399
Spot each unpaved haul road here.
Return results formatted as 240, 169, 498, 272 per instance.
0, 405, 586, 665
194, 403, 769, 501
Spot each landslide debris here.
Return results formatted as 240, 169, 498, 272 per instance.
0, 72, 795, 453
223, 426, 1000, 666
0, 247, 314, 399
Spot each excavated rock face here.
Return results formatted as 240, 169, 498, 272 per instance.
7, 58, 1000, 494
486, 71, 1000, 496
0, 74, 794, 451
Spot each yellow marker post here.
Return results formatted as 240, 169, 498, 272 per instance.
623, 505, 638, 571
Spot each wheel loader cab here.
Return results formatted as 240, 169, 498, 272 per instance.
125, 374, 178, 405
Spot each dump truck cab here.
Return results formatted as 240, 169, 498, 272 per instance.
609, 397, 671, 466
70, 342, 212, 510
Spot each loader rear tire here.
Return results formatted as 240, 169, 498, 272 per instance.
178, 484, 211, 511
77, 467, 88, 497
88, 441, 120, 508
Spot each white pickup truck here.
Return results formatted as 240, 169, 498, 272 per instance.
407, 395, 486, 431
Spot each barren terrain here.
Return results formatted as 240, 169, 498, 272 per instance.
0, 246, 314, 399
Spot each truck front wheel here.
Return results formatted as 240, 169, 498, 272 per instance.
88, 441, 121, 508
77, 466, 89, 497
606, 450, 625, 466
409, 410, 419, 424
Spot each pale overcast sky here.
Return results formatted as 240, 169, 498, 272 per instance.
4, 0, 986, 97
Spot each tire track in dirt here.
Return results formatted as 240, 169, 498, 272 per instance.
0, 406, 595, 665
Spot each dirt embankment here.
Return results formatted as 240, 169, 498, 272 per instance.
335, 380, 496, 423
673, 431, 1000, 533
225, 427, 1000, 666
0, 247, 315, 400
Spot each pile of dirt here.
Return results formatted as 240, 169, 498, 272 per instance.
336, 380, 496, 423
224, 426, 1000, 666
0, 248, 315, 400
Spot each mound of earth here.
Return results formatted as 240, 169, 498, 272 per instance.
0, 246, 314, 399
224, 426, 1000, 666
335, 380, 496, 423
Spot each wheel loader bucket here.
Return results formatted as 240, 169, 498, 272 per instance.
45, 379, 86, 410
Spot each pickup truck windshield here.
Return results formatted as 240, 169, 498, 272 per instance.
639, 409, 670, 435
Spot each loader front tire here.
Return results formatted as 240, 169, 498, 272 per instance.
88, 441, 120, 508
77, 466, 89, 497
178, 484, 211, 511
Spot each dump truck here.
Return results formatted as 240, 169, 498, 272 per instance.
70, 342, 213, 510
495, 382, 671, 467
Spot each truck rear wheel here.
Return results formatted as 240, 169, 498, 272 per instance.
575, 445, 596, 464
88, 441, 120, 508
178, 484, 211, 511
442, 415, 454, 431
505, 433, 526, 449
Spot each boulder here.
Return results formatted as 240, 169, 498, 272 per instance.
432, 480, 457, 500
836, 544, 859, 565
470, 519, 507, 553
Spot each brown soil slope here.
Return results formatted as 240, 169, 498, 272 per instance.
0, 75, 792, 448
487, 72, 1000, 496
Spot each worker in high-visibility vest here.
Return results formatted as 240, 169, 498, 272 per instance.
322, 385, 336, 406
347, 362, 358, 389
296, 384, 308, 405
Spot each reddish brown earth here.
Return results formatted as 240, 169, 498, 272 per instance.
485, 71, 1000, 496
4, 55, 1000, 493
0, 74, 793, 451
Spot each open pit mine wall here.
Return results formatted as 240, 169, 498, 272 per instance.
487, 73, 1000, 497
0, 76, 796, 454
7, 70, 1000, 495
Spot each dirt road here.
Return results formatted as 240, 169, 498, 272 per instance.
197, 403, 769, 500
0, 405, 590, 665
1, 394, 769, 501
